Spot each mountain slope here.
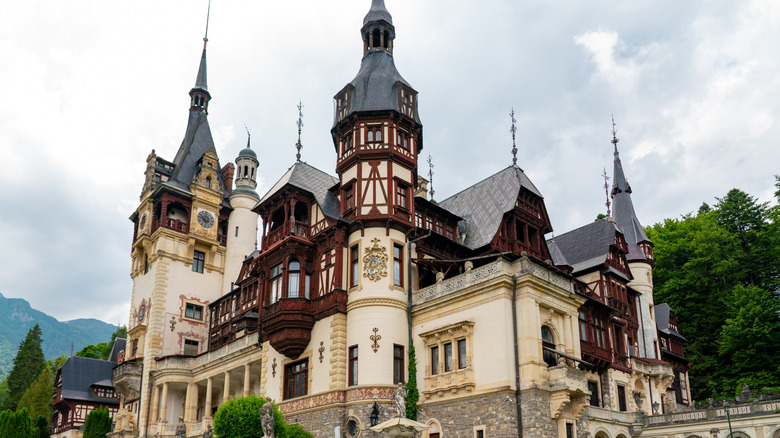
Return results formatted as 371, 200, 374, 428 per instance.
0, 292, 118, 380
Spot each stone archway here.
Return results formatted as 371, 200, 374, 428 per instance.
594, 429, 611, 438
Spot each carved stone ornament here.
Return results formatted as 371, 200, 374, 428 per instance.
363, 238, 388, 282
272, 358, 277, 377
319, 341, 325, 363
370, 327, 382, 353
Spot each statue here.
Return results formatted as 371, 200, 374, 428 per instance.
113, 407, 136, 432
175, 417, 187, 438
261, 404, 275, 438
394, 383, 408, 418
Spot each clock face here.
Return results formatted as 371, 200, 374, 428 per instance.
139, 213, 147, 230
197, 210, 214, 228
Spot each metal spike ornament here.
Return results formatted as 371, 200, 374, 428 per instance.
611, 114, 619, 153
203, 0, 211, 48
510, 108, 518, 165
427, 154, 435, 201
245, 124, 251, 148
296, 101, 304, 162
603, 167, 611, 218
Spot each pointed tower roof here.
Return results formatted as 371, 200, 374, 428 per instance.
363, 0, 393, 25
166, 40, 223, 192
610, 127, 651, 262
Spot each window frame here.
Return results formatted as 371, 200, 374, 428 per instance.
350, 245, 360, 289
288, 259, 301, 298
395, 182, 408, 209
393, 244, 403, 287
284, 359, 309, 400
192, 250, 205, 273
270, 263, 283, 304
393, 344, 404, 384
430, 346, 439, 376
349, 345, 359, 386
184, 303, 203, 321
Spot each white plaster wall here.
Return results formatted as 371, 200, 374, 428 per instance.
628, 262, 659, 360
223, 193, 259, 292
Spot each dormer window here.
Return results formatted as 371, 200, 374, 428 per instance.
205, 176, 212, 189
399, 88, 415, 118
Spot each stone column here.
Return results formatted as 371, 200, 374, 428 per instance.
183, 383, 192, 421
205, 377, 213, 419
159, 382, 169, 423
187, 383, 199, 421
563, 315, 574, 355
223, 371, 231, 402
243, 364, 251, 397
149, 385, 160, 425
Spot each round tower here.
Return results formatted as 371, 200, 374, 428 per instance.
223, 136, 260, 292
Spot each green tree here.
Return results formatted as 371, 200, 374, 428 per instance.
16, 367, 53, 421
75, 343, 109, 360
0, 408, 34, 438
212, 395, 311, 438
405, 345, 419, 420
2, 325, 45, 411
647, 184, 780, 398
34, 415, 49, 438
82, 406, 111, 438
717, 285, 780, 394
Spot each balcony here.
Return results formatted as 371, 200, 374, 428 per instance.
151, 218, 189, 234
112, 360, 143, 402
584, 406, 638, 425
423, 367, 475, 398
581, 341, 613, 368
607, 296, 630, 314
265, 220, 310, 248
261, 298, 315, 358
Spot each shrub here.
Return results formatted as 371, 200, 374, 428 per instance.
83, 407, 112, 438
213, 395, 293, 438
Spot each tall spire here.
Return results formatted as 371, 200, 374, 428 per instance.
609, 116, 651, 262
510, 108, 518, 166
296, 101, 304, 162
361, 0, 396, 56
190, 0, 211, 111
363, 0, 393, 26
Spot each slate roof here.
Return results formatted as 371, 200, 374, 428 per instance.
655, 303, 688, 342
438, 165, 543, 250
108, 338, 126, 363
611, 144, 651, 262
550, 219, 622, 274
363, 0, 393, 25
59, 356, 119, 404
257, 162, 341, 219
339, 50, 421, 125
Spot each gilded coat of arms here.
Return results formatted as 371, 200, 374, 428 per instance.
363, 238, 388, 282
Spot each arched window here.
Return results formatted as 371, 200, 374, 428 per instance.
251, 167, 255, 180
244, 166, 249, 178
541, 326, 556, 367
288, 260, 300, 298
367, 130, 374, 142
372, 29, 381, 48
383, 30, 389, 49
376, 128, 382, 142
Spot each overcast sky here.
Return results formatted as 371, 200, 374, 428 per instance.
1, 0, 778, 325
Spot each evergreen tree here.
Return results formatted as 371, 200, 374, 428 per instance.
34, 415, 50, 438
82, 407, 111, 438
0, 408, 33, 438
404, 345, 419, 420
17, 367, 53, 421
2, 325, 45, 411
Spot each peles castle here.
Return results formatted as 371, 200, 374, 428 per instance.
94, 1, 722, 437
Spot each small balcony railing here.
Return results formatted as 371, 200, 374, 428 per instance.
151, 218, 189, 234
265, 220, 310, 248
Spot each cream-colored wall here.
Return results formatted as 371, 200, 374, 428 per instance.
628, 262, 659, 360
223, 193, 259, 292
392, 162, 412, 182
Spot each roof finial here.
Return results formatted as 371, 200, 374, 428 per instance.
510, 108, 518, 166
203, 0, 211, 49
427, 154, 435, 201
603, 167, 612, 219
611, 114, 619, 155
245, 124, 251, 148
295, 100, 304, 162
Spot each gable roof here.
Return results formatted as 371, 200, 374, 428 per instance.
438, 165, 543, 250
59, 356, 119, 404
655, 303, 688, 341
257, 162, 341, 219
550, 219, 623, 273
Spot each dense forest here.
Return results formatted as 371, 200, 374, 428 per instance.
646, 177, 780, 400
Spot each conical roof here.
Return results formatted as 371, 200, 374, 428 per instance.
363, 0, 393, 25
611, 143, 651, 262
192, 46, 209, 95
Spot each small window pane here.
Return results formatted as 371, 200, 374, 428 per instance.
444, 343, 453, 372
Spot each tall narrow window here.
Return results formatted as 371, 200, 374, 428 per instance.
345, 186, 354, 210
270, 263, 283, 304
541, 326, 556, 367
192, 250, 205, 273
367, 130, 374, 142
579, 311, 588, 342
349, 346, 359, 386
566, 423, 574, 438
350, 246, 359, 288
444, 342, 453, 372
284, 360, 308, 399
393, 244, 403, 287
393, 345, 404, 384
288, 260, 300, 298
396, 183, 407, 209
588, 381, 600, 406
304, 274, 311, 299
457, 339, 467, 369
431, 346, 439, 375
617, 385, 627, 411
